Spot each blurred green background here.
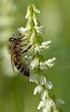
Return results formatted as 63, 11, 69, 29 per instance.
0, 0, 70, 112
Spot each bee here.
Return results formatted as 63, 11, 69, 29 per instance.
8, 31, 31, 77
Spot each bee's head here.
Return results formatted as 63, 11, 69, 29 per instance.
9, 37, 17, 43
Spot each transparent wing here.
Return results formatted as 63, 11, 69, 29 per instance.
10, 50, 16, 74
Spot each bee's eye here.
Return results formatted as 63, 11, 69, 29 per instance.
12, 38, 14, 41
12, 38, 17, 42
9, 37, 17, 42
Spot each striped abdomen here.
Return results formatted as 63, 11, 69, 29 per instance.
14, 58, 30, 76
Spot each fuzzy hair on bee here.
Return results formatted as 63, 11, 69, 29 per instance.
8, 31, 31, 77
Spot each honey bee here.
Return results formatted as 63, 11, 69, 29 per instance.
9, 31, 31, 76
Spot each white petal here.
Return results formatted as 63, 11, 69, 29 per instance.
29, 74, 38, 84
45, 100, 52, 112
44, 57, 56, 68
34, 85, 42, 95
42, 107, 48, 112
33, 5, 40, 14
30, 58, 39, 69
41, 91, 48, 100
37, 100, 46, 110
34, 45, 40, 53
18, 27, 28, 34
41, 41, 51, 46
45, 81, 53, 89
40, 62, 47, 70
35, 26, 43, 33
39, 76, 46, 85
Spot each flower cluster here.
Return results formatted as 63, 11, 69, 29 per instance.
18, 5, 63, 112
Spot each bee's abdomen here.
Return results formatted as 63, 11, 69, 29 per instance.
14, 58, 29, 76
19, 64, 29, 76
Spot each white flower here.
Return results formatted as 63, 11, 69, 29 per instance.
18, 27, 28, 35
30, 58, 39, 69
34, 85, 42, 95
45, 81, 53, 89
40, 57, 56, 70
40, 41, 51, 49
39, 76, 46, 85
41, 90, 48, 100
34, 45, 40, 53
25, 5, 40, 19
33, 5, 40, 14
43, 99, 56, 112
38, 98, 57, 112
41, 41, 51, 46
37, 100, 46, 110
40, 62, 48, 70
35, 26, 43, 33
44, 57, 56, 68
29, 74, 38, 84
31, 40, 51, 56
